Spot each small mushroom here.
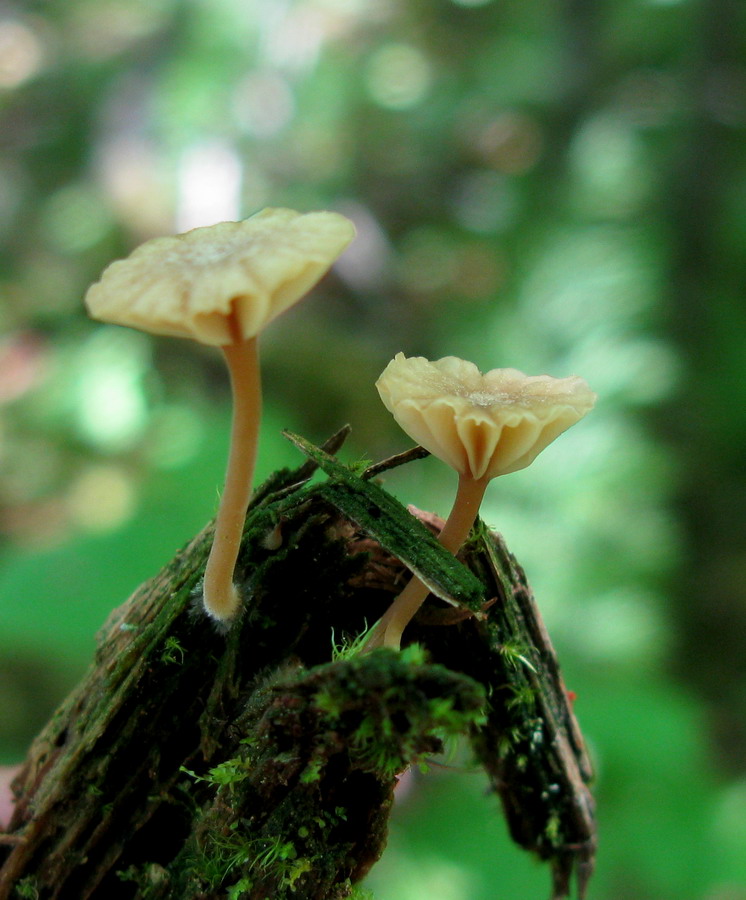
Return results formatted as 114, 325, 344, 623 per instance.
85, 208, 355, 622
366, 353, 596, 650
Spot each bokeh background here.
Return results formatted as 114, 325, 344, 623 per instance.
1, 0, 746, 897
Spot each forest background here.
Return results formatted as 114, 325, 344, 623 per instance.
1, 0, 745, 898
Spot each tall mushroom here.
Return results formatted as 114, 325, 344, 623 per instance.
366, 353, 596, 650
85, 208, 355, 623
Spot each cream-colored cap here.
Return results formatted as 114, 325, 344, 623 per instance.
85, 208, 355, 346
376, 353, 596, 480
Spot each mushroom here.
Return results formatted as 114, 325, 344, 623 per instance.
85, 207, 355, 622
366, 353, 596, 650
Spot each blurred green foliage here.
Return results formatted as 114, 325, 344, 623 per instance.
1, 0, 746, 897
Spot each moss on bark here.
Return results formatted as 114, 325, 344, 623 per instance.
0, 429, 595, 900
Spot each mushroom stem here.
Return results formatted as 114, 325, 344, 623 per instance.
367, 473, 489, 650
202, 334, 262, 622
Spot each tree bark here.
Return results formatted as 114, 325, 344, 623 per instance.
0, 429, 595, 900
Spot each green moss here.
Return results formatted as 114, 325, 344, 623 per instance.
14, 877, 40, 900
498, 640, 538, 674
226, 877, 253, 899
299, 756, 324, 784
348, 887, 376, 900
163, 649, 486, 898
187, 829, 309, 896
330, 621, 373, 661
544, 811, 563, 849
506, 683, 537, 713
160, 636, 185, 665
116, 862, 169, 898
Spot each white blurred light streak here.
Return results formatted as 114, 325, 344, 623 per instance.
332, 203, 393, 291
176, 140, 243, 232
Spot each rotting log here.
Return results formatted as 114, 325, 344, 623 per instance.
0, 427, 595, 900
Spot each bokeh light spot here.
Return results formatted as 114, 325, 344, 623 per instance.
333, 204, 392, 292
568, 334, 681, 406
233, 70, 295, 138
456, 242, 507, 300
74, 328, 150, 452
67, 464, 136, 533
0, 333, 48, 405
452, 170, 519, 234
713, 779, 746, 872
98, 137, 171, 237
365, 43, 432, 111
41, 185, 113, 254
522, 227, 658, 341
569, 114, 651, 216
68, 0, 175, 60
476, 111, 543, 174
0, 19, 44, 89
397, 228, 458, 295
259, 3, 325, 74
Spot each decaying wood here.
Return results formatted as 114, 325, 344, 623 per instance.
0, 429, 595, 900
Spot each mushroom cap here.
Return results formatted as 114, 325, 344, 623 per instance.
84, 208, 356, 346
376, 353, 597, 480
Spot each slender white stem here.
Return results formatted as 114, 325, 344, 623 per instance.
365, 473, 489, 650
202, 335, 261, 622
